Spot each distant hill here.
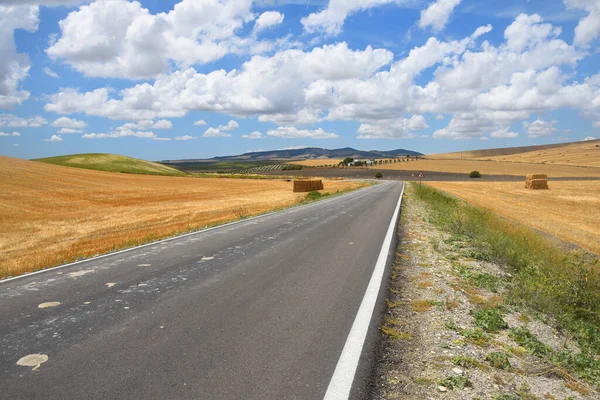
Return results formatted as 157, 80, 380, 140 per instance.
162, 147, 422, 164
36, 153, 186, 176
425, 139, 597, 160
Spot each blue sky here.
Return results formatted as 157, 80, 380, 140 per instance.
0, 0, 599, 160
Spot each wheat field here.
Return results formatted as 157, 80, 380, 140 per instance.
426, 180, 600, 254
376, 158, 600, 177
473, 140, 600, 168
0, 156, 362, 278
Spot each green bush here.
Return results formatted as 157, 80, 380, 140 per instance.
469, 170, 482, 178
438, 376, 471, 390
473, 307, 508, 332
486, 351, 511, 369
375, 171, 383, 179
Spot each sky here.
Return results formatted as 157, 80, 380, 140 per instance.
0, 0, 599, 161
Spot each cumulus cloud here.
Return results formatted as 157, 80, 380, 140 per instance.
193, 120, 207, 126
0, 113, 47, 127
82, 130, 157, 139
582, 136, 596, 141
241, 131, 263, 139
44, 134, 63, 142
0, 5, 39, 108
175, 135, 196, 140
523, 118, 557, 138
202, 120, 239, 137
254, 11, 284, 33
357, 115, 429, 139
490, 126, 519, 138
0, 131, 21, 137
45, 0, 296, 79
42, 14, 600, 142
117, 120, 172, 131
419, 0, 462, 32
51, 116, 87, 128
301, 0, 402, 36
266, 126, 339, 139
564, 0, 600, 48
57, 128, 83, 134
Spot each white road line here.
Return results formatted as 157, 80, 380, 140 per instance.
323, 182, 405, 400
0, 183, 379, 285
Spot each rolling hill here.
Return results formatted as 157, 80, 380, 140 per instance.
36, 153, 186, 176
426, 140, 586, 160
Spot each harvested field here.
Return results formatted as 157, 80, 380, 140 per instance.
291, 159, 343, 167
474, 139, 600, 168
426, 180, 600, 254
376, 159, 600, 177
0, 156, 362, 278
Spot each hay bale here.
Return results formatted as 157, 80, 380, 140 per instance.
526, 174, 547, 180
293, 180, 324, 192
525, 174, 549, 189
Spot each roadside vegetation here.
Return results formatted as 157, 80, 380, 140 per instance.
36, 153, 186, 176
376, 183, 599, 399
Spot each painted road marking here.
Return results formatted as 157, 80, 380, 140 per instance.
323, 183, 405, 400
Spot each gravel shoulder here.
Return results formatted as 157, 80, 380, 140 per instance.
373, 184, 599, 400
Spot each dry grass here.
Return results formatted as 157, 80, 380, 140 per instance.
0, 156, 361, 278
426, 180, 600, 254
376, 158, 600, 177
474, 140, 600, 168
290, 158, 343, 167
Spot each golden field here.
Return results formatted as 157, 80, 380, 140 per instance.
377, 158, 600, 177
474, 140, 600, 168
0, 156, 362, 278
426, 180, 600, 254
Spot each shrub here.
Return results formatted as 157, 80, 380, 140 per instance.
438, 376, 471, 390
305, 191, 323, 201
469, 170, 482, 178
375, 171, 383, 179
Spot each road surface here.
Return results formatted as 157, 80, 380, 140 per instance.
0, 181, 404, 400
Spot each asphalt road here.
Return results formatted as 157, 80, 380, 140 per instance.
0, 181, 404, 400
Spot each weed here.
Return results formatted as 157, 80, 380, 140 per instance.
473, 307, 509, 332
509, 327, 552, 356
411, 299, 438, 312
460, 328, 491, 346
381, 325, 412, 340
486, 351, 512, 369
452, 355, 478, 369
438, 375, 471, 390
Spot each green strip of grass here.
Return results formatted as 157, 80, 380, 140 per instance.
413, 184, 600, 356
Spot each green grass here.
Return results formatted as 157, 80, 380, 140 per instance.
438, 375, 471, 390
414, 183, 600, 389
36, 153, 187, 176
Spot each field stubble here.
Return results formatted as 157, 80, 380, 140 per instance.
0, 156, 362, 278
426, 180, 600, 255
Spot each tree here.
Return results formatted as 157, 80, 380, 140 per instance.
375, 171, 383, 179
342, 157, 354, 166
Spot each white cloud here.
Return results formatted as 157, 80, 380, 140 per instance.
13, 143, 19, 147
582, 136, 596, 141
254, 11, 284, 33
58, 128, 83, 134
42, 14, 600, 142
0, 131, 21, 137
266, 126, 340, 139
153, 137, 171, 141
564, 0, 600, 47
43, 67, 59, 78
241, 131, 263, 139
51, 116, 87, 129
202, 120, 238, 137
419, 0, 462, 32
82, 130, 157, 139
117, 120, 172, 131
0, 5, 38, 108
523, 118, 557, 138
472, 24, 492, 39
193, 119, 207, 126
44, 134, 63, 142
490, 126, 519, 138
45, 0, 295, 79
0, 114, 47, 127
357, 115, 429, 139
301, 0, 403, 36
175, 135, 196, 140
